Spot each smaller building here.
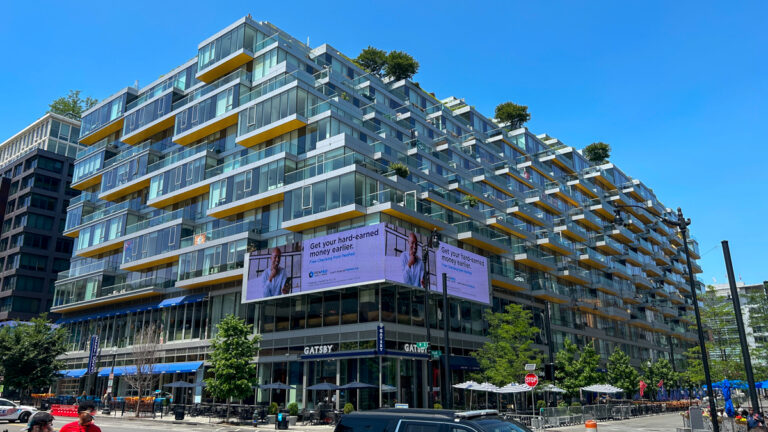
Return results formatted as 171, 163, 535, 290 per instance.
711, 281, 768, 355
0, 113, 83, 321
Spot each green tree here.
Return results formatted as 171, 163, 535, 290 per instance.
494, 102, 531, 129
0, 315, 68, 397
577, 342, 603, 388
680, 346, 704, 388
384, 51, 419, 81
555, 339, 603, 399
583, 142, 611, 164
607, 347, 639, 397
641, 358, 678, 400
205, 315, 261, 419
471, 304, 542, 387
49, 90, 98, 119
356, 46, 388, 76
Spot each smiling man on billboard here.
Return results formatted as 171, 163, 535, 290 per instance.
260, 247, 290, 297
401, 232, 424, 287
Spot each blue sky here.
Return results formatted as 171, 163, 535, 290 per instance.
1, 1, 765, 285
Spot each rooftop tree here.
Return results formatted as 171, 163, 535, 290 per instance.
494, 102, 531, 129
583, 142, 611, 164
384, 51, 419, 81
356, 46, 388, 76
49, 90, 98, 119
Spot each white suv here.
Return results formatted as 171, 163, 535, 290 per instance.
0, 398, 36, 423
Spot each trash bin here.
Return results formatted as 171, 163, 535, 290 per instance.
174, 406, 185, 421
276, 410, 289, 429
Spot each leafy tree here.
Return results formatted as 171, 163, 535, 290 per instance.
583, 142, 611, 164
680, 345, 704, 388
494, 102, 531, 129
641, 358, 678, 400
607, 347, 639, 397
471, 304, 542, 387
555, 339, 603, 399
356, 46, 388, 76
205, 315, 260, 419
384, 51, 419, 81
49, 90, 98, 119
0, 315, 68, 397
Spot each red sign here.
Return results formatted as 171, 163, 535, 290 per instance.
525, 373, 539, 387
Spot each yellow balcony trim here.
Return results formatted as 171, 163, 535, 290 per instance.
590, 204, 614, 219
236, 116, 307, 148
532, 291, 569, 304
380, 204, 445, 232
71, 174, 103, 191
579, 255, 608, 270
557, 271, 590, 286
491, 275, 529, 293
453, 186, 493, 208
208, 192, 285, 219
499, 169, 534, 189
509, 207, 546, 227
479, 178, 514, 198
121, 254, 180, 272
526, 197, 562, 214
196, 51, 254, 83
147, 183, 211, 209
572, 214, 602, 232
514, 254, 555, 272
457, 233, 508, 255
173, 111, 239, 146
423, 194, 472, 218
50, 290, 161, 314
487, 218, 530, 240
536, 239, 574, 256
555, 225, 587, 243
79, 118, 124, 146
121, 115, 176, 145
608, 230, 634, 245
629, 319, 654, 330
282, 205, 365, 232
63, 229, 80, 238
568, 179, 598, 198
176, 270, 243, 290
99, 178, 151, 202
75, 239, 124, 258
595, 285, 619, 296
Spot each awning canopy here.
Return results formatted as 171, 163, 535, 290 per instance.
57, 294, 207, 324
58, 368, 88, 378
449, 355, 480, 370
97, 361, 203, 377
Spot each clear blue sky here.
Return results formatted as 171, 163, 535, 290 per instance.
1, 1, 765, 286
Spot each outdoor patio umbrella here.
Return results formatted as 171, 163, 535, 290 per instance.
381, 384, 397, 393
307, 383, 339, 391
476, 382, 499, 409
453, 381, 480, 409
339, 381, 377, 389
539, 384, 565, 393
261, 382, 296, 390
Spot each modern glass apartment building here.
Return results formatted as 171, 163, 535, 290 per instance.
54, 16, 704, 409
0, 113, 82, 321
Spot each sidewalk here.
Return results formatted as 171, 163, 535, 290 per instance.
97, 413, 337, 430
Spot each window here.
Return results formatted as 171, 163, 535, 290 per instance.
401, 423, 442, 432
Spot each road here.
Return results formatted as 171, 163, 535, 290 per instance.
553, 412, 684, 432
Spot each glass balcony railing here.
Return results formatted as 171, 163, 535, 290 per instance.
124, 207, 202, 236
453, 220, 512, 248
56, 260, 120, 281
578, 247, 608, 266
173, 69, 249, 112
79, 198, 142, 226
239, 70, 298, 106
179, 220, 260, 249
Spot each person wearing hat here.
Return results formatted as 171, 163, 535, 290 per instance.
22, 412, 55, 432
60, 400, 101, 432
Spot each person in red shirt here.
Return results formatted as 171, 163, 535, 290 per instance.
60, 400, 101, 432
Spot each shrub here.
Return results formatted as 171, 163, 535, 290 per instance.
433, 403, 443, 409
536, 400, 547, 410
389, 162, 410, 178
466, 196, 479, 208
268, 402, 279, 415
570, 401, 582, 407
558, 400, 568, 407
343, 403, 355, 414
287, 402, 299, 416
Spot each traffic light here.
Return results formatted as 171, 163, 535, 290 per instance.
545, 363, 555, 381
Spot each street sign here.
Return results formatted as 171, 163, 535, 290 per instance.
525, 373, 539, 388
525, 363, 537, 371
416, 342, 429, 349
431, 350, 442, 359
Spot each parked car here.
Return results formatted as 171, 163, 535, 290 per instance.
334, 409, 533, 432
0, 398, 37, 423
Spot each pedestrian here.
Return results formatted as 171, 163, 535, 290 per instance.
748, 412, 763, 430
60, 400, 101, 432
22, 412, 55, 432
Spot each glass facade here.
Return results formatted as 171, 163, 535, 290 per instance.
55, 16, 704, 406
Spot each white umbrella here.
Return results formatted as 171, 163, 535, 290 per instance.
581, 384, 623, 393
539, 384, 566, 393
453, 381, 480, 409
476, 382, 500, 409
495, 383, 531, 393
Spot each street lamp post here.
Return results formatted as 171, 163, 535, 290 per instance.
614, 206, 719, 432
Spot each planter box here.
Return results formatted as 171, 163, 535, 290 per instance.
289, 416, 298, 426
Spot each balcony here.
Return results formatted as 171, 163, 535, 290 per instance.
283, 203, 365, 232
486, 214, 531, 240
525, 189, 564, 214
174, 86, 244, 146
691, 261, 703, 274
588, 197, 616, 220
578, 248, 609, 269
566, 176, 598, 199
660, 306, 677, 318
643, 262, 662, 277
514, 245, 556, 272
176, 264, 244, 290
195, 22, 270, 83
516, 155, 554, 182
592, 275, 619, 296
554, 218, 588, 242
121, 90, 180, 145
494, 162, 534, 189
545, 181, 579, 206
507, 201, 548, 227
629, 318, 655, 330
620, 248, 643, 267
51, 279, 168, 313
530, 279, 570, 304
570, 208, 603, 232
538, 149, 575, 174
490, 262, 531, 293
632, 274, 654, 290
653, 253, 671, 267
644, 229, 664, 246
636, 238, 654, 255
455, 220, 511, 254
582, 166, 616, 190
535, 231, 575, 256
592, 234, 622, 255
555, 264, 591, 286
79, 91, 135, 145
606, 225, 635, 245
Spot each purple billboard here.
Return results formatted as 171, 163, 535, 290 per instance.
242, 223, 490, 304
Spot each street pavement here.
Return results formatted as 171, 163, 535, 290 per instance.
552, 412, 684, 432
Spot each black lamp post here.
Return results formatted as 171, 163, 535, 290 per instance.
422, 228, 441, 408
614, 206, 719, 432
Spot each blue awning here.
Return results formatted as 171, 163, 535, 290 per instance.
57, 295, 208, 325
59, 368, 88, 378
98, 361, 203, 377
449, 356, 480, 371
